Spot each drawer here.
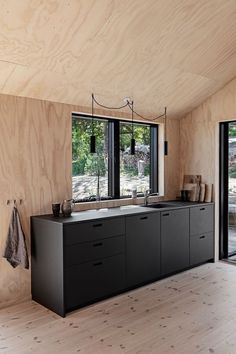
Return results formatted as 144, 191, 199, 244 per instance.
190, 205, 214, 236
126, 212, 160, 230
190, 232, 214, 266
65, 254, 125, 310
64, 217, 125, 245
64, 235, 125, 267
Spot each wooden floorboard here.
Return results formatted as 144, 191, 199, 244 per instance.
1, 262, 236, 353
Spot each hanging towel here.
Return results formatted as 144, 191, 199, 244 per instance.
3, 206, 29, 269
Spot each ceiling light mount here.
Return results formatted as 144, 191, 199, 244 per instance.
123, 97, 132, 104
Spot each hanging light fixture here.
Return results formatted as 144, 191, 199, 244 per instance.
130, 100, 135, 155
164, 107, 168, 156
89, 94, 168, 156
90, 93, 96, 153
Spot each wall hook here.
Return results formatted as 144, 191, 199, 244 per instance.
6, 198, 23, 205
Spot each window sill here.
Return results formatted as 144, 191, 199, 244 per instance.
73, 195, 164, 212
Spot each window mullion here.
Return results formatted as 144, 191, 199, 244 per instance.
113, 120, 120, 198
150, 126, 158, 193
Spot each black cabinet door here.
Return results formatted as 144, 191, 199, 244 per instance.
65, 235, 125, 267
64, 217, 125, 245
65, 254, 125, 310
126, 212, 160, 288
190, 232, 214, 266
190, 205, 214, 236
161, 208, 189, 276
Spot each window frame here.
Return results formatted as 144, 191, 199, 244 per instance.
72, 113, 159, 202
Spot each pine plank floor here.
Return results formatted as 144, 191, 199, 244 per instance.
1, 262, 236, 354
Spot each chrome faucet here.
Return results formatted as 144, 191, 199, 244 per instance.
144, 189, 159, 206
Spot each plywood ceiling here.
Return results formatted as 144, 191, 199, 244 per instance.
0, 0, 236, 119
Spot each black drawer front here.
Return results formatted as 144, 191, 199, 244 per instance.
190, 232, 214, 266
64, 235, 125, 267
65, 254, 125, 310
126, 212, 160, 227
190, 205, 214, 236
64, 217, 125, 245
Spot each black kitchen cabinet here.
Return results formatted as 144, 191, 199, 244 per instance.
161, 208, 189, 276
190, 204, 214, 236
190, 205, 214, 265
126, 212, 160, 288
190, 232, 214, 266
31, 216, 126, 317
65, 254, 125, 310
31, 202, 214, 317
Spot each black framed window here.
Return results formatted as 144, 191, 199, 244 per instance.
219, 121, 236, 261
72, 114, 158, 202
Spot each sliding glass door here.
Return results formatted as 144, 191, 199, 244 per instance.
228, 122, 236, 257
220, 121, 236, 260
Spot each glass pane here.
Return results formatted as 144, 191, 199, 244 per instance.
72, 117, 109, 201
120, 122, 150, 196
228, 122, 236, 256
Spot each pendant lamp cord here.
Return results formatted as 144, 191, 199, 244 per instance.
131, 100, 134, 138
91, 93, 166, 122
164, 107, 167, 141
92, 93, 94, 135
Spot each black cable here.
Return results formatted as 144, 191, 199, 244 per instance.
127, 101, 165, 121
131, 100, 134, 137
164, 107, 167, 140
92, 93, 94, 135
92, 93, 129, 110
92, 93, 166, 122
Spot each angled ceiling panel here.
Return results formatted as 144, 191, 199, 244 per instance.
0, 0, 236, 118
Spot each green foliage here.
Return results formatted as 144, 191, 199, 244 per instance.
72, 117, 107, 176
229, 126, 236, 137
120, 122, 150, 151
72, 117, 150, 179
230, 171, 236, 178
84, 153, 106, 176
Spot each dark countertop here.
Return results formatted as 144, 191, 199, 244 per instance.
31, 201, 214, 225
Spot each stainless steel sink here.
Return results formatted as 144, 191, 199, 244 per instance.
142, 203, 174, 208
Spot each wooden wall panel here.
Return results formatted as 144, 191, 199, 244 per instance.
180, 77, 236, 261
180, 77, 236, 187
0, 94, 72, 308
165, 119, 180, 200
0, 92, 179, 309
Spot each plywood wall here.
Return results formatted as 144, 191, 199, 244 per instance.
180, 77, 236, 187
180, 77, 236, 261
0, 93, 179, 309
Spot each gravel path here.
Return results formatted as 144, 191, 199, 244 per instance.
72, 174, 149, 200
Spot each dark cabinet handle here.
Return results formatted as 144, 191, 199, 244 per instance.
93, 261, 103, 266
140, 216, 148, 220
200, 208, 205, 211
200, 235, 206, 239
93, 242, 103, 247
93, 223, 102, 228
162, 213, 170, 216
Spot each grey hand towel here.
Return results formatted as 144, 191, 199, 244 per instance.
3, 206, 29, 269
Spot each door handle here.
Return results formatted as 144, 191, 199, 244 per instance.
200, 235, 206, 239
200, 208, 205, 211
93, 242, 103, 247
140, 216, 148, 220
93, 223, 103, 228
162, 213, 170, 216
93, 261, 103, 266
